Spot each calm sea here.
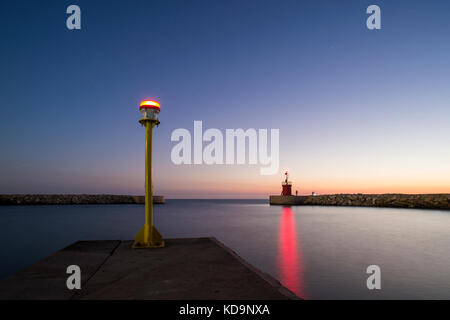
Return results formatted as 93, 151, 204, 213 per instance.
1, 200, 449, 299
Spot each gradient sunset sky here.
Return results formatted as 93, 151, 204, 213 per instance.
1, 0, 449, 198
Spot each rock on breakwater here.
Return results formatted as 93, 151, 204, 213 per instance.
269, 193, 450, 210
0, 194, 165, 205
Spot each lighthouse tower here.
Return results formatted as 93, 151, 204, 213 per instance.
281, 170, 292, 196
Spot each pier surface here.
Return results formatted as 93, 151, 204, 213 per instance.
270, 193, 450, 210
0, 238, 298, 300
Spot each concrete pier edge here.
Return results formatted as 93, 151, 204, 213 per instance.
210, 237, 300, 300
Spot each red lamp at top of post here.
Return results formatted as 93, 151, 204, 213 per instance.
139, 100, 161, 122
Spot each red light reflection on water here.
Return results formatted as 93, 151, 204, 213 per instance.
278, 206, 307, 299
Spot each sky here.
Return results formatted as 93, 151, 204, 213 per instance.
1, 0, 449, 198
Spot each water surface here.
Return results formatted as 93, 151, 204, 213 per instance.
1, 200, 449, 299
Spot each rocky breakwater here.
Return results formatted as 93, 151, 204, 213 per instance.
0, 194, 165, 205
270, 193, 450, 210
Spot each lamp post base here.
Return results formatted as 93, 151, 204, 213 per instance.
132, 226, 165, 249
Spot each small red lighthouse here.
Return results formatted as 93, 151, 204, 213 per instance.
281, 170, 292, 196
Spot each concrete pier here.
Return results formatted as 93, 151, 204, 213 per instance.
0, 238, 299, 300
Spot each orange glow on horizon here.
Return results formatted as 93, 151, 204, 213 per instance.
154, 170, 450, 197
152, 162, 450, 198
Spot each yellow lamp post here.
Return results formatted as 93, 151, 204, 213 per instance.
133, 100, 164, 249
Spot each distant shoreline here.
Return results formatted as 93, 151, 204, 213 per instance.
270, 193, 450, 210
2, 194, 449, 210
0, 194, 164, 205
